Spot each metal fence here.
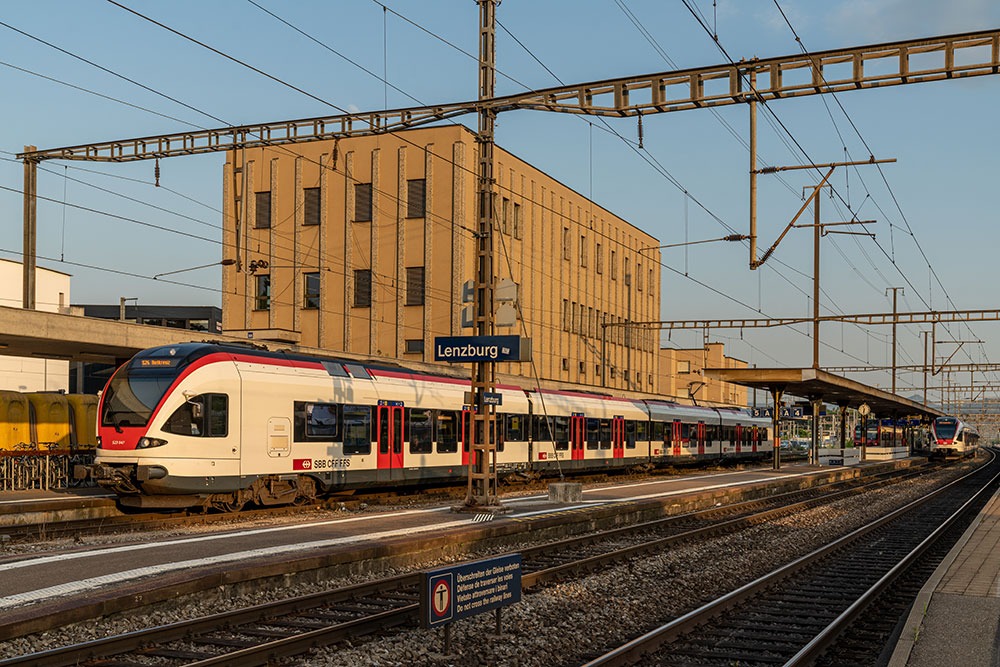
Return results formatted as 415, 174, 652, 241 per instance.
0, 445, 96, 491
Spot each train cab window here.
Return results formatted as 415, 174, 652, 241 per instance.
436, 411, 459, 453
294, 402, 340, 441
507, 414, 524, 441
651, 420, 664, 443
586, 418, 600, 450
342, 405, 371, 455
625, 420, 636, 448
599, 419, 611, 449
163, 393, 227, 437
636, 421, 648, 442
553, 416, 569, 451
409, 409, 433, 454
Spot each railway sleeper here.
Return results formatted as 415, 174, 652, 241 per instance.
138, 647, 217, 660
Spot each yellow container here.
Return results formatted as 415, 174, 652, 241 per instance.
0, 391, 31, 451
66, 394, 99, 448
26, 393, 72, 449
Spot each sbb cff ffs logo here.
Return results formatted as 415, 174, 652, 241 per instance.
292, 459, 312, 470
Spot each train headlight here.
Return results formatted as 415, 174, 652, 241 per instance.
137, 437, 168, 449
96, 435, 102, 447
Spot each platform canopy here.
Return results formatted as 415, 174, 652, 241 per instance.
704, 367, 944, 420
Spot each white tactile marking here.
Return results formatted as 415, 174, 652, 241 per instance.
0, 517, 472, 611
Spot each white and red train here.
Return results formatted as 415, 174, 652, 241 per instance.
81, 343, 772, 510
930, 416, 979, 458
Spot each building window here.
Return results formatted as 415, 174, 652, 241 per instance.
353, 269, 371, 307
596, 243, 603, 274
611, 250, 617, 279
636, 262, 642, 291
407, 179, 425, 218
579, 361, 586, 374
354, 183, 372, 222
562, 299, 569, 331
562, 227, 571, 260
624, 257, 631, 286
405, 339, 424, 354
649, 268, 654, 292
580, 235, 588, 267
303, 272, 320, 309
501, 197, 510, 234
513, 202, 522, 239
596, 364, 601, 375
405, 267, 425, 306
571, 301, 578, 333
255, 191, 271, 229
562, 358, 569, 371
254, 274, 270, 311
678, 360, 691, 374
303, 187, 320, 226
189, 319, 209, 332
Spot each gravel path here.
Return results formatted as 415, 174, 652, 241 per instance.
0, 461, 974, 665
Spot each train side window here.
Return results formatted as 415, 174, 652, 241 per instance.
409, 409, 433, 454
436, 411, 458, 453
599, 419, 611, 449
651, 420, 664, 443
342, 405, 371, 455
663, 421, 671, 445
294, 402, 340, 441
625, 420, 636, 448
553, 416, 569, 450
163, 393, 227, 438
586, 418, 600, 450
534, 415, 553, 442
507, 414, 524, 441
636, 421, 648, 441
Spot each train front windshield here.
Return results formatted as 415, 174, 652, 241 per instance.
100, 346, 207, 429
934, 419, 958, 440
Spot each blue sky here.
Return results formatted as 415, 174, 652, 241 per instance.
2, 0, 999, 398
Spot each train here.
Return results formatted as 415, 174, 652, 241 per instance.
0, 391, 98, 451
930, 416, 979, 458
80, 342, 773, 510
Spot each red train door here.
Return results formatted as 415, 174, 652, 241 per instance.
672, 421, 682, 456
735, 424, 742, 453
613, 416, 625, 458
752, 426, 758, 453
377, 402, 404, 475
461, 408, 473, 466
697, 422, 705, 455
571, 415, 585, 460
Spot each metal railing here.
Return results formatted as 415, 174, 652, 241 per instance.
0, 445, 95, 491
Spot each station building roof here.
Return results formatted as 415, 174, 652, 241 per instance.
704, 367, 944, 420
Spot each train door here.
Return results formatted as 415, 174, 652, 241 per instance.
461, 409, 473, 466
377, 403, 404, 479
672, 421, 682, 456
571, 415, 585, 461
735, 424, 742, 453
752, 426, 758, 453
697, 422, 705, 456
612, 416, 625, 458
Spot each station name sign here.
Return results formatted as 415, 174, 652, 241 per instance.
421, 553, 522, 628
434, 335, 525, 363
751, 407, 804, 419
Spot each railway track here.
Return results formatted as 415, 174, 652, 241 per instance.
582, 449, 999, 666
0, 460, 955, 667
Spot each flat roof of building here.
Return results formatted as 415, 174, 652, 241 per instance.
704, 366, 944, 419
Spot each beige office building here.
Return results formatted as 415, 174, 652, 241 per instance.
222, 125, 661, 392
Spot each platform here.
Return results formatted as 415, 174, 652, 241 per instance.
0, 459, 911, 642
890, 488, 1000, 666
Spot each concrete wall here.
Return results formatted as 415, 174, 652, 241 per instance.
0, 259, 70, 392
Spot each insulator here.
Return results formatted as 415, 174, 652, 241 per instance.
637, 112, 644, 149
154, 158, 160, 187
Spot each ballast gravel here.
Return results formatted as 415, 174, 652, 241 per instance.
0, 461, 977, 666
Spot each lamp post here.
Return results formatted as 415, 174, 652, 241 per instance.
153, 258, 236, 280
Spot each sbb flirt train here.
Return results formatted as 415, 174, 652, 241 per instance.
80, 343, 772, 510
930, 417, 979, 458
